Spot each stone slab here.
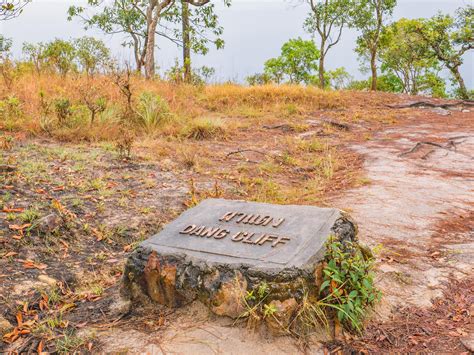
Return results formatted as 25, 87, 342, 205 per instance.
123, 198, 357, 317
141, 198, 344, 271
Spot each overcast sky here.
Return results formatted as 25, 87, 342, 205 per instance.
1, 0, 473, 88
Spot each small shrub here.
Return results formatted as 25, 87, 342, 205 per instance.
183, 117, 225, 140
136, 91, 173, 132
319, 238, 381, 332
0, 96, 22, 121
115, 126, 135, 159
54, 98, 72, 124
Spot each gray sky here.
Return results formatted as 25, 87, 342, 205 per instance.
1, 0, 473, 88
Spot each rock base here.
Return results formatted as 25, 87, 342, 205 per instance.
122, 210, 358, 333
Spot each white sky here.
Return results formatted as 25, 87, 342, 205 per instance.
1, 0, 473, 88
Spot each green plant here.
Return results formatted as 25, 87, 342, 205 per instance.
0, 96, 22, 121
19, 208, 40, 223
136, 91, 173, 132
54, 98, 72, 124
319, 237, 381, 332
55, 331, 85, 353
263, 37, 320, 84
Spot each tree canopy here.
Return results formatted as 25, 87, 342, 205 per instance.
411, 6, 473, 99
264, 38, 320, 85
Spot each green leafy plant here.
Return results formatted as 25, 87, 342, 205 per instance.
319, 237, 381, 332
54, 98, 72, 124
136, 91, 173, 132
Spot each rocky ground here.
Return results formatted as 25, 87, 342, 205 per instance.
1, 94, 473, 353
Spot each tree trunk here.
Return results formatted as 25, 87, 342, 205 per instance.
318, 44, 325, 89
144, 5, 159, 80
182, 0, 191, 83
450, 66, 469, 99
370, 49, 377, 91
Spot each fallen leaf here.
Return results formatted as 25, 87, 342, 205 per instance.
16, 312, 22, 327
2, 207, 24, 213
23, 260, 48, 270
37, 340, 44, 354
9, 223, 31, 231
3, 251, 18, 258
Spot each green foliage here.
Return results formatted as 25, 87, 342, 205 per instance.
320, 238, 381, 332
304, 0, 350, 87
412, 6, 473, 99
22, 42, 47, 74
327, 67, 352, 89
165, 59, 215, 85
136, 92, 173, 132
0, 96, 22, 121
69, 1, 231, 74
376, 73, 403, 93
43, 39, 76, 76
54, 98, 73, 124
1, 0, 30, 20
264, 38, 320, 85
0, 34, 12, 57
163, 1, 228, 56
246, 72, 273, 86
379, 18, 446, 96
351, 0, 397, 90
73, 36, 110, 76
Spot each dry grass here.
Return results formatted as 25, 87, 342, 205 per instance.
0, 71, 385, 143
0, 70, 403, 206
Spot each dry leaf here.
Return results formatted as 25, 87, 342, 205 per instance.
37, 340, 44, 354
9, 223, 31, 231
3, 251, 18, 258
2, 207, 24, 213
23, 260, 48, 270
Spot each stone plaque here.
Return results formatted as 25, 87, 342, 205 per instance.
141, 198, 344, 271
123, 198, 357, 316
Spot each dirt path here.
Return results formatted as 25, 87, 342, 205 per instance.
331, 109, 474, 352
94, 108, 474, 354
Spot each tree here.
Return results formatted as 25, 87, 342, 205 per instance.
412, 6, 473, 99
68, 1, 148, 74
327, 67, 352, 89
246, 72, 272, 86
0, 35, 14, 89
74, 37, 111, 77
43, 39, 76, 77
69, 0, 226, 79
304, 0, 349, 88
0, 35, 12, 59
264, 38, 320, 85
351, 0, 397, 90
378, 18, 445, 96
264, 57, 286, 84
22, 42, 47, 75
1, 0, 30, 20
163, 0, 228, 83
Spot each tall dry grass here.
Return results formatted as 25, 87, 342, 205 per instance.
0, 71, 364, 143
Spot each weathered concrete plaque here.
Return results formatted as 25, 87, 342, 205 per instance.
123, 199, 357, 321
142, 199, 345, 270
